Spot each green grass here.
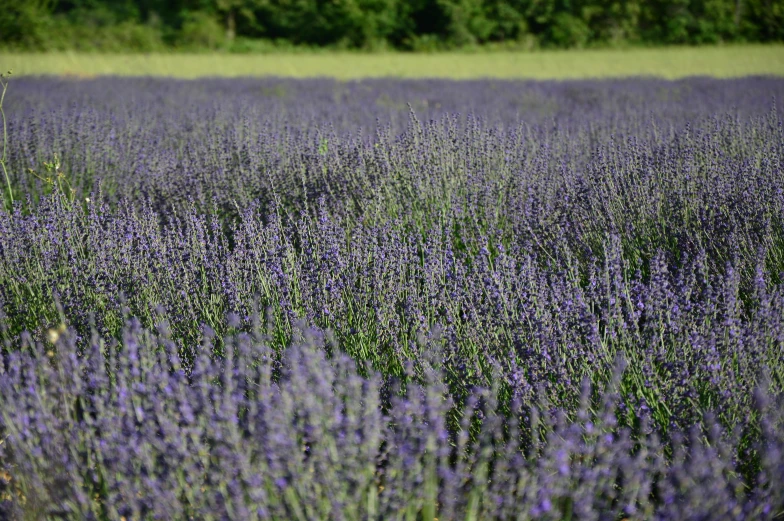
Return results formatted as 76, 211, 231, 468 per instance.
2, 44, 783, 79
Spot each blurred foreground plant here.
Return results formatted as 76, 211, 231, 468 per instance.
0, 317, 782, 520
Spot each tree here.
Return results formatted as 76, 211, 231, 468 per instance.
215, 0, 261, 41
0, 0, 57, 49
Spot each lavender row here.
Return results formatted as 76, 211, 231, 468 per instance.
1, 320, 783, 520
2, 187, 784, 423
3, 77, 783, 216
0, 77, 783, 518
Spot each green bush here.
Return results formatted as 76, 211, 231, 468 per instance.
178, 11, 226, 50
549, 12, 591, 48
41, 19, 164, 52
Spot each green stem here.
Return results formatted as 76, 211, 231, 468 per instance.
0, 75, 13, 208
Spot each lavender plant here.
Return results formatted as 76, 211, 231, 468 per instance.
0, 76, 783, 519
0, 319, 782, 520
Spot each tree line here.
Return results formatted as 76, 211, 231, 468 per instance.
2, 0, 783, 51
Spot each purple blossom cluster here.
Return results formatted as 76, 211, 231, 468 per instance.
0, 77, 783, 519
2, 323, 783, 520
3, 77, 782, 214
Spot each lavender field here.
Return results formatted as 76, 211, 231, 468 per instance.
0, 76, 783, 520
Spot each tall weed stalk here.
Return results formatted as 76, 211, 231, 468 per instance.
0, 70, 12, 209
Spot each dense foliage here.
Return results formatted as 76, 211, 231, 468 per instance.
0, 77, 783, 518
1, 0, 783, 51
